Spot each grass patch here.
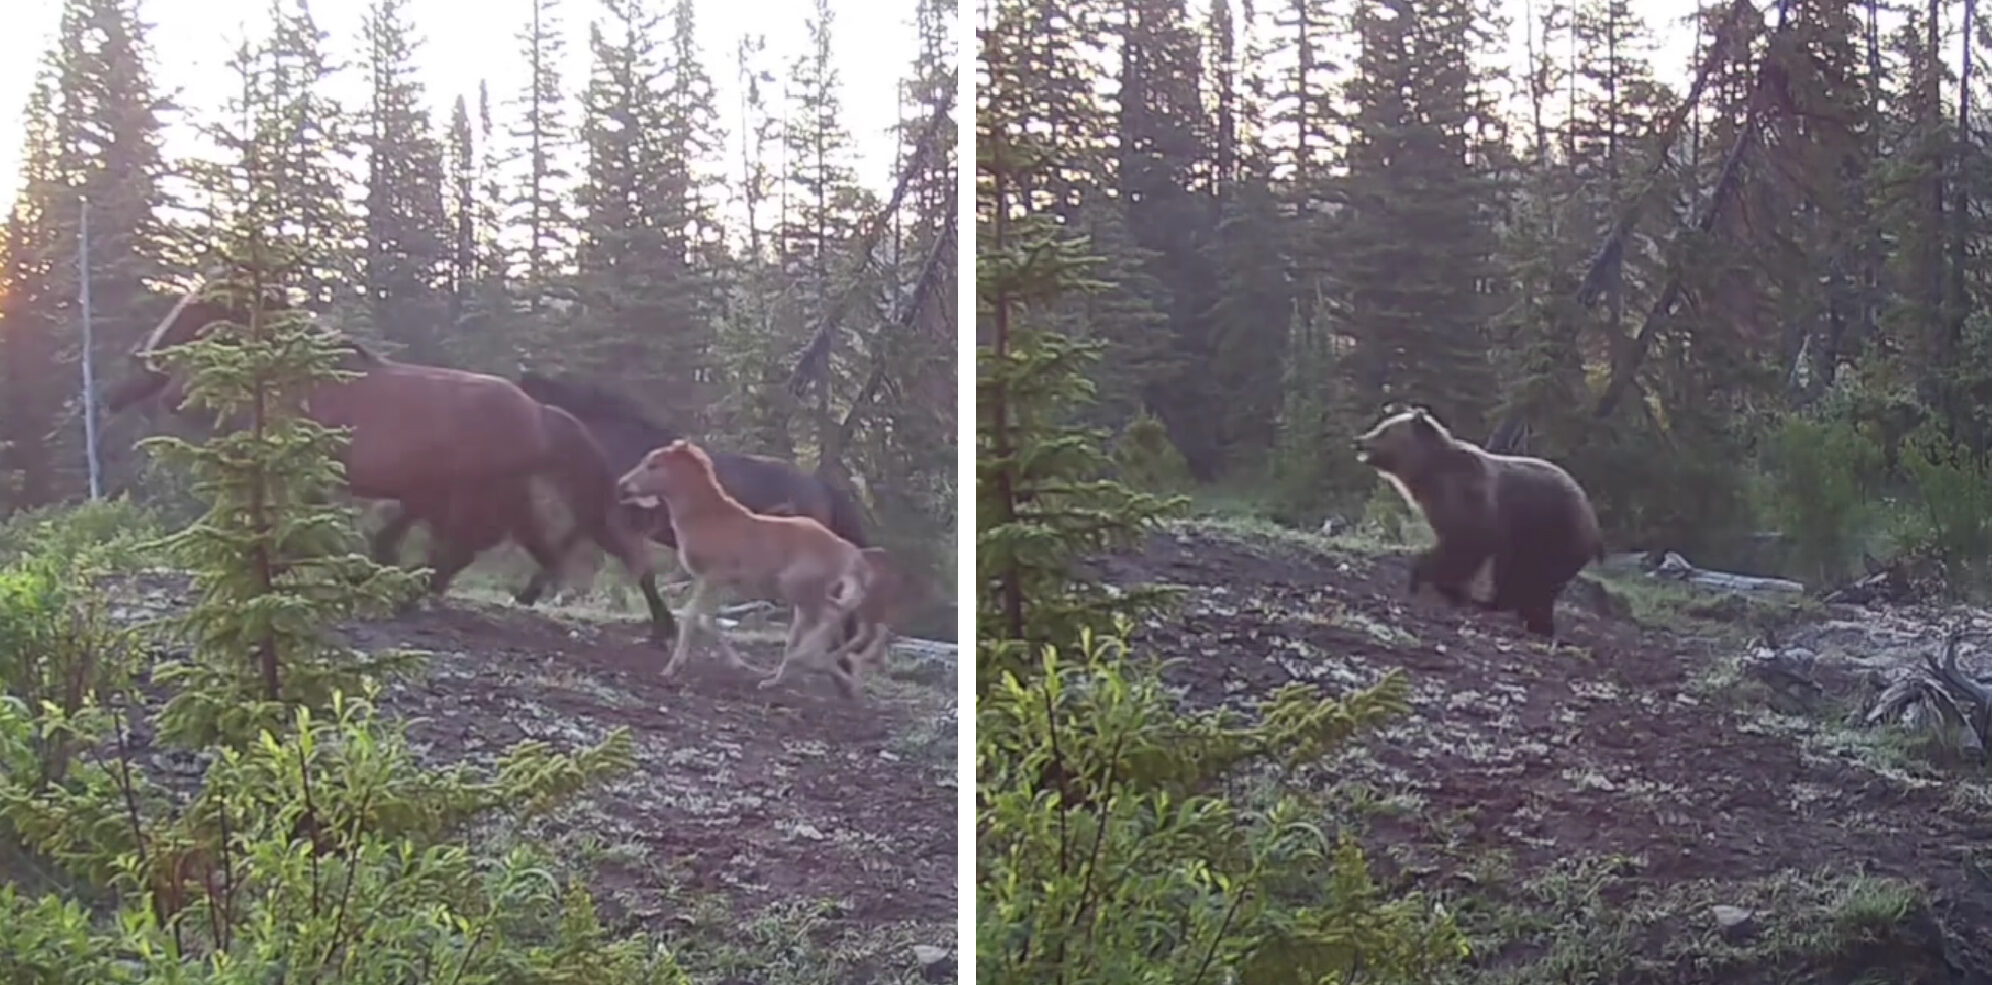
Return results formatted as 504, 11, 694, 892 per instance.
667, 893, 943, 985
1591, 568, 1818, 638
1444, 857, 1945, 985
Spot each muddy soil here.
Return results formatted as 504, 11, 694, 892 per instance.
111, 572, 957, 983
1082, 526, 1989, 984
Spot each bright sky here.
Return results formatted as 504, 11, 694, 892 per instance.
0, 0, 929, 211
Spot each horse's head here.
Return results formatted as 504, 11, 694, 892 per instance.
105, 268, 292, 416
615, 439, 717, 510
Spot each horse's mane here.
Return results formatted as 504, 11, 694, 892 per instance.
517, 373, 664, 430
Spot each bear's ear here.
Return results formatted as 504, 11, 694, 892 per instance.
1379, 401, 1405, 419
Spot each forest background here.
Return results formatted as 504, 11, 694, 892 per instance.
0, 0, 958, 601
980, 0, 1989, 597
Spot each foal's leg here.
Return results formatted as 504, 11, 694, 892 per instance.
758, 605, 833, 693
663, 575, 720, 680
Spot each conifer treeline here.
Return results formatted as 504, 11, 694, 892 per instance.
0, 0, 957, 571
979, 0, 1989, 582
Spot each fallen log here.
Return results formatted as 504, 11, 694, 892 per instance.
1647, 551, 1806, 596
1853, 625, 1990, 758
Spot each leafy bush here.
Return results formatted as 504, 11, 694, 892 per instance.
1755, 412, 1885, 588
1112, 411, 1193, 493
0, 498, 162, 573
977, 628, 1467, 983
0, 691, 679, 984
1892, 418, 1990, 597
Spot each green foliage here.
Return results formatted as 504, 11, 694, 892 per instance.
1110, 411, 1193, 493
133, 239, 426, 751
1756, 412, 1885, 587
1269, 296, 1371, 523
1891, 418, 1990, 597
0, 556, 140, 792
1270, 299, 1335, 521
976, 106, 1187, 674
0, 498, 162, 572
0, 691, 676, 983
977, 628, 1467, 983
1571, 412, 1756, 562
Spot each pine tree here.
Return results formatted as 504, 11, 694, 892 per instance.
1110, 0, 1219, 470
507, 0, 574, 314
1332, 0, 1500, 430
256, 0, 358, 313
444, 94, 476, 332
781, 0, 863, 463
359, 0, 449, 360
0, 76, 67, 509
0, 0, 176, 505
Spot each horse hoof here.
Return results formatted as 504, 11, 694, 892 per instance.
756, 677, 782, 692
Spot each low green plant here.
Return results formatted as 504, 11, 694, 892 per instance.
1892, 417, 1990, 598
1112, 410, 1193, 493
1756, 412, 1884, 588
0, 498, 162, 573
977, 627, 1467, 983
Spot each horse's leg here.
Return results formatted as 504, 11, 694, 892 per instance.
756, 606, 821, 693
494, 478, 572, 607
636, 572, 676, 645
663, 575, 719, 680
424, 529, 478, 597
761, 599, 848, 693
371, 503, 420, 566
515, 521, 590, 607
817, 620, 881, 701
610, 532, 674, 645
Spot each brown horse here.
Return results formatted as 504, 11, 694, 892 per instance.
103, 273, 676, 642
506, 372, 873, 596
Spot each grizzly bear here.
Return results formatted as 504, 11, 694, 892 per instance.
1352, 404, 1604, 638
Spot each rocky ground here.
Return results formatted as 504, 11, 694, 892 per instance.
1083, 520, 1990, 985
107, 570, 959, 985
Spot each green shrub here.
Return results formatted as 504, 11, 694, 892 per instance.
1892, 418, 1990, 598
1112, 411, 1193, 493
0, 690, 678, 983
977, 627, 1467, 984
1755, 413, 1884, 588
0, 499, 162, 573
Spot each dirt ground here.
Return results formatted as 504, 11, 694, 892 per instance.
113, 571, 958, 985
1083, 522, 1990, 985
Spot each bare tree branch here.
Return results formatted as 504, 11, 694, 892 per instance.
786, 97, 955, 396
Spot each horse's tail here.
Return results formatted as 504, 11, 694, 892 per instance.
537, 404, 650, 576
822, 482, 872, 548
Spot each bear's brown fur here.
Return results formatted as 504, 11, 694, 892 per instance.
1353, 404, 1604, 638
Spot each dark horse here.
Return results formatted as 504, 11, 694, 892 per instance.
102, 274, 676, 642
375, 373, 873, 605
